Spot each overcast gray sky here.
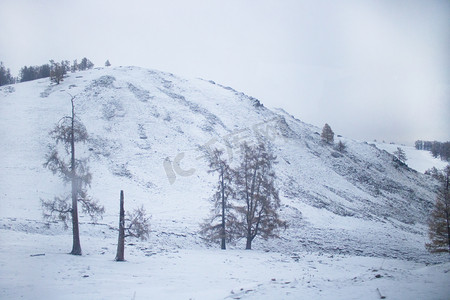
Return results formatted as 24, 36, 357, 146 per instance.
1, 0, 449, 144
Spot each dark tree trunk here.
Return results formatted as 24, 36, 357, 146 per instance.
245, 236, 252, 250
70, 97, 82, 255
220, 209, 226, 250
115, 190, 125, 261
446, 203, 450, 253
445, 175, 450, 253
220, 170, 226, 250
70, 179, 81, 255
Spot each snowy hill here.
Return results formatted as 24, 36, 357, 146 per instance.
0, 66, 448, 299
375, 142, 448, 173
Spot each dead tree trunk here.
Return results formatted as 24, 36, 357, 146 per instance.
220, 167, 226, 250
115, 190, 125, 261
445, 173, 450, 253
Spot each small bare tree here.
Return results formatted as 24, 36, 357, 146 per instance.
426, 165, 450, 253
50, 60, 69, 84
335, 140, 346, 153
234, 142, 286, 250
115, 190, 150, 261
42, 95, 104, 255
200, 148, 237, 250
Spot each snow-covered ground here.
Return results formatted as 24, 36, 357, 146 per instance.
1, 229, 449, 300
0, 67, 449, 299
375, 142, 448, 173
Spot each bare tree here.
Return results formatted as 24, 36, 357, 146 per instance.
115, 190, 150, 261
335, 140, 346, 153
234, 142, 286, 250
71, 59, 78, 73
41, 95, 104, 255
200, 148, 237, 249
426, 165, 450, 253
49, 60, 69, 84
321, 123, 334, 144
78, 57, 94, 71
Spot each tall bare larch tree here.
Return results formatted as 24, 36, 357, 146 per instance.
42, 95, 104, 255
200, 148, 236, 249
234, 142, 286, 250
426, 165, 450, 253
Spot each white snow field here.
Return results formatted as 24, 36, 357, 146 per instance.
375, 142, 448, 174
1, 229, 449, 300
0, 66, 449, 299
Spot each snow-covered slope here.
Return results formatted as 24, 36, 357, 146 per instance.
0, 66, 448, 299
375, 142, 448, 173
0, 66, 442, 259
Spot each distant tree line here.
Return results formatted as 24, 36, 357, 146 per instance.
20, 63, 52, 82
415, 140, 450, 161
0, 62, 15, 86
70, 57, 94, 73
0, 57, 95, 86
21, 57, 94, 84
